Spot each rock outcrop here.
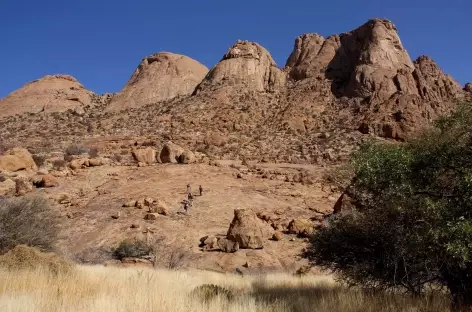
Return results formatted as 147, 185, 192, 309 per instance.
286, 18, 464, 140
159, 142, 184, 163
132, 148, 156, 165
0, 75, 95, 118
106, 53, 208, 112
226, 209, 274, 249
196, 40, 286, 93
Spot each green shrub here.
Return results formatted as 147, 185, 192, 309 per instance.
113, 239, 154, 260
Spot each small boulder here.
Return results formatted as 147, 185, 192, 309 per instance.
0, 148, 37, 172
111, 211, 121, 219
287, 219, 314, 237
132, 148, 156, 165
88, 157, 109, 167
179, 150, 196, 164
136, 198, 146, 209
200, 235, 218, 251
144, 213, 159, 220
217, 238, 239, 253
34, 174, 59, 188
149, 200, 169, 216
15, 178, 33, 196
144, 197, 154, 206
272, 231, 284, 241
226, 209, 274, 249
0, 179, 16, 196
69, 158, 88, 170
159, 142, 184, 163
123, 200, 137, 208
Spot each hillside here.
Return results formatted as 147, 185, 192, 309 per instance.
0, 18, 471, 273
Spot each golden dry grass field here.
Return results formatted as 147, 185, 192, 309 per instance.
0, 265, 450, 312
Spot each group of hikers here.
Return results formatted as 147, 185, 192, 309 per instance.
182, 184, 203, 213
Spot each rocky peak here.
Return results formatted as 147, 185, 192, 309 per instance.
195, 40, 286, 93
0, 74, 95, 118
465, 82, 472, 93
106, 52, 208, 112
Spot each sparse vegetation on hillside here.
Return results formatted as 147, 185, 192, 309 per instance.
309, 102, 472, 309
0, 197, 60, 254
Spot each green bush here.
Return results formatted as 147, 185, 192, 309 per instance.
113, 239, 154, 260
308, 103, 472, 309
0, 197, 60, 254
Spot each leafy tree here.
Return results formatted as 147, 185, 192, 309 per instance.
308, 103, 472, 310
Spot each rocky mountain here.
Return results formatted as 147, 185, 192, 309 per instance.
0, 19, 469, 163
106, 52, 208, 112
0, 75, 109, 118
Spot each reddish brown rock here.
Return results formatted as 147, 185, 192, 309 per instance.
196, 40, 286, 93
106, 52, 208, 112
226, 209, 274, 249
0, 75, 95, 118
0, 148, 37, 172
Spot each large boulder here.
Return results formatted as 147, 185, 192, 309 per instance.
196, 40, 286, 93
226, 209, 274, 249
179, 150, 196, 164
0, 148, 37, 172
132, 148, 156, 165
159, 142, 184, 163
106, 52, 208, 112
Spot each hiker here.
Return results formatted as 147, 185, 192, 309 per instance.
186, 184, 191, 196
183, 199, 189, 213
199, 185, 203, 196
188, 192, 193, 201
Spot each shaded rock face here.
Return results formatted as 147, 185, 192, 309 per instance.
286, 18, 464, 140
286, 19, 462, 104
226, 209, 274, 249
0, 75, 96, 118
196, 40, 286, 93
106, 52, 208, 112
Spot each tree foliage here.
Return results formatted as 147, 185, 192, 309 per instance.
309, 103, 472, 309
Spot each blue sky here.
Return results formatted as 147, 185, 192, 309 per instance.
0, 0, 470, 98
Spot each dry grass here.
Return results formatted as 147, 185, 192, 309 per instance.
0, 265, 450, 312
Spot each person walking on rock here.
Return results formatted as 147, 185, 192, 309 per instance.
199, 185, 203, 196
187, 184, 191, 195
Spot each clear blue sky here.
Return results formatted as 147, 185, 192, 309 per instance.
0, 0, 470, 98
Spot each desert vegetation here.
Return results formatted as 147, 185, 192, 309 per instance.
309, 103, 472, 310
0, 264, 451, 312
